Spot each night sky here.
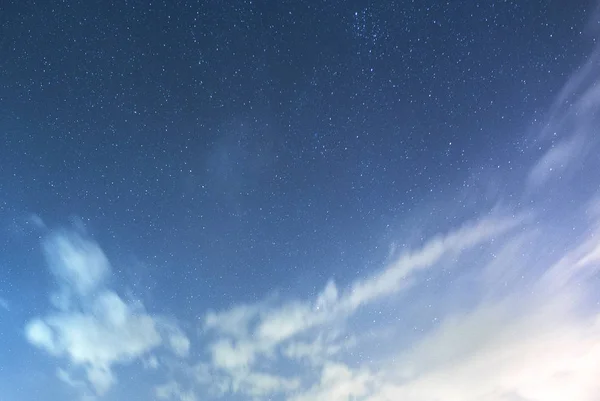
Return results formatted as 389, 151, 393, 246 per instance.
1, 1, 600, 400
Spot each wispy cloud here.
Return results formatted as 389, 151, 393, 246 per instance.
156, 380, 198, 401
43, 231, 110, 298
528, 135, 583, 187
289, 362, 373, 401
204, 214, 523, 340
189, 212, 524, 399
528, 15, 600, 189
264, 210, 600, 401
283, 331, 356, 367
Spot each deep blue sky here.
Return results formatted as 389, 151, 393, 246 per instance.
1, 1, 599, 401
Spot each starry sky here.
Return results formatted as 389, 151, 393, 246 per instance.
1, 0, 600, 400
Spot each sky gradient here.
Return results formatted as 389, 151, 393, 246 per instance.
1, 1, 600, 400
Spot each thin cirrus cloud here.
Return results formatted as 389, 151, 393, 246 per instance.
527, 135, 583, 188
528, 26, 600, 189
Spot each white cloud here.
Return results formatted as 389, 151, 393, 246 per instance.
17, 6, 600, 401
281, 216, 600, 401
159, 364, 300, 400
26, 319, 57, 353
25, 230, 188, 397
362, 299, 600, 401
309, 196, 600, 401
190, 362, 230, 395
56, 368, 97, 401
143, 355, 160, 369
209, 338, 259, 371
204, 303, 261, 338
528, 136, 583, 187
254, 300, 327, 344
169, 333, 191, 358
193, 213, 524, 399
26, 208, 599, 401
29, 213, 46, 229
158, 320, 192, 358
479, 230, 539, 293
43, 231, 110, 296
203, 213, 523, 365
529, 28, 600, 188
156, 380, 197, 401
232, 371, 300, 397
537, 223, 600, 295
338, 215, 524, 312
26, 290, 162, 394
289, 362, 374, 401
194, 208, 596, 401
543, 39, 600, 135
283, 332, 356, 366
0, 297, 10, 311
57, 368, 87, 389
